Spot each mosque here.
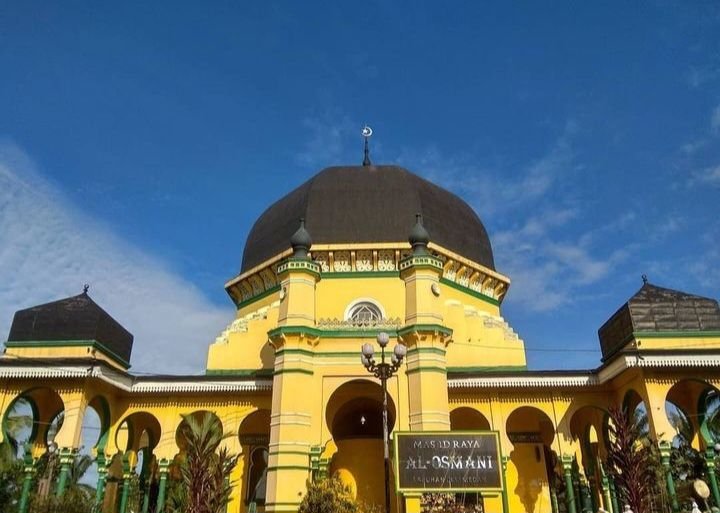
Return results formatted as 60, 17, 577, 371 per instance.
2, 147, 720, 513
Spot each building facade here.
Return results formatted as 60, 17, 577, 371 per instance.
2, 164, 720, 513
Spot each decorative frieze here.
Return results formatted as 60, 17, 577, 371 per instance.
316, 317, 402, 331
226, 246, 509, 308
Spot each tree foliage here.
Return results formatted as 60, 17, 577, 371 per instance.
167, 412, 239, 513
297, 477, 359, 513
605, 405, 657, 513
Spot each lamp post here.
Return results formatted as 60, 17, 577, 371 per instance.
361, 332, 406, 513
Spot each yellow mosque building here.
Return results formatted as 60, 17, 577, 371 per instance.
2, 161, 720, 513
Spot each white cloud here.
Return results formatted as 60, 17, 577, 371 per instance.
690, 164, 720, 186
0, 142, 232, 374
296, 112, 356, 168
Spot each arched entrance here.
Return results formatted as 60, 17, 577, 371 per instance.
506, 406, 556, 513
239, 409, 271, 510
325, 379, 397, 513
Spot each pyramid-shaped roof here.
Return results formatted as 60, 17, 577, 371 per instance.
7, 291, 134, 365
598, 281, 720, 360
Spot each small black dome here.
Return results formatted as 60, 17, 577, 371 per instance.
241, 165, 495, 272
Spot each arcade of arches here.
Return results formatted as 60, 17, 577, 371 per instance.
2, 163, 720, 513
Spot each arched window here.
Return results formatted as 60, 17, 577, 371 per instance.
346, 301, 383, 325
246, 446, 268, 504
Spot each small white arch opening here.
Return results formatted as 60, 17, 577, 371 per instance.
344, 299, 386, 324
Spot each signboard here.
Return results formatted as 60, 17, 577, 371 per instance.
394, 431, 503, 493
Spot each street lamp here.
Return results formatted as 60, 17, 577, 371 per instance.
360, 332, 406, 513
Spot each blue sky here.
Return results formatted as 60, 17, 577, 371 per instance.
1, 1, 719, 374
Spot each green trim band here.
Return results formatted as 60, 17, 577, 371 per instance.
273, 368, 314, 376
406, 366, 447, 375
321, 271, 400, 279
204, 368, 273, 377
634, 330, 720, 339
265, 502, 303, 506
267, 465, 310, 471
447, 365, 528, 374
235, 285, 281, 310
4, 339, 130, 368
440, 278, 500, 306
269, 325, 400, 339
397, 324, 453, 337
602, 330, 720, 361
268, 326, 322, 339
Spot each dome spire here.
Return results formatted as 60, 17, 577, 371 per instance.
290, 218, 312, 259
409, 213, 430, 255
362, 125, 373, 166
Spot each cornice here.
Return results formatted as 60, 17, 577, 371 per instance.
0, 362, 272, 394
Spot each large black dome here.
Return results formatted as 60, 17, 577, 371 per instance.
241, 165, 495, 272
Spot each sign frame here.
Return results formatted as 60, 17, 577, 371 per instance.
393, 430, 505, 494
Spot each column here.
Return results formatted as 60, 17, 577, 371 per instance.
599, 464, 613, 513
264, 242, 319, 513
18, 449, 35, 513
659, 441, 679, 512
501, 456, 511, 513
119, 453, 133, 513
561, 455, 577, 513
609, 477, 620, 513
705, 448, 720, 508
578, 475, 593, 513
139, 449, 152, 513
94, 452, 110, 511
550, 487, 559, 513
398, 237, 451, 432
156, 459, 171, 513
55, 447, 77, 496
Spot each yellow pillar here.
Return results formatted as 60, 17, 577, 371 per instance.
265, 243, 320, 513
399, 249, 451, 432
398, 224, 453, 511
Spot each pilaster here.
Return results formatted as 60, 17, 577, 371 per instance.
399, 249, 452, 431
265, 328, 317, 513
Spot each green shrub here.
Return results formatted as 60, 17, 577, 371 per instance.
298, 477, 359, 513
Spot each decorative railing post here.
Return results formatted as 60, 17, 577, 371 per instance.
156, 458, 171, 513
18, 447, 35, 513
658, 441, 679, 512
705, 448, 720, 507
562, 455, 578, 513
55, 447, 76, 496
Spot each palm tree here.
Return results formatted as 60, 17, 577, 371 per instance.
606, 405, 656, 513
69, 453, 96, 498
168, 412, 239, 513
0, 399, 34, 468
